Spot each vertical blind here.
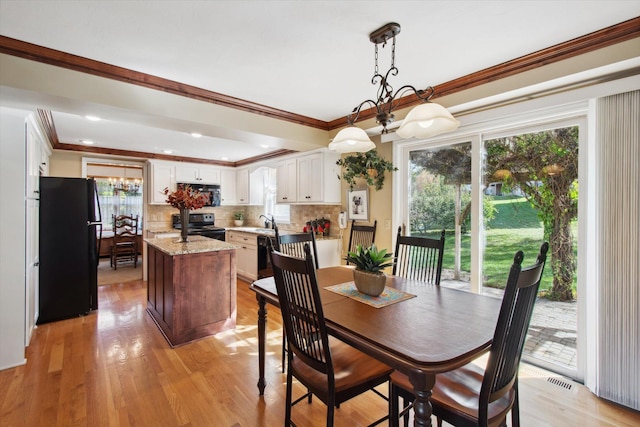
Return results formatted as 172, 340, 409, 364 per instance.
597, 90, 639, 410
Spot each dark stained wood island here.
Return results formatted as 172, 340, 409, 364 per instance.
145, 236, 239, 347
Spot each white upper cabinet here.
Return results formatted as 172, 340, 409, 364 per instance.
26, 117, 49, 198
175, 164, 220, 184
297, 152, 323, 202
276, 158, 297, 203
235, 167, 250, 205
277, 149, 340, 204
148, 160, 175, 204
220, 168, 237, 205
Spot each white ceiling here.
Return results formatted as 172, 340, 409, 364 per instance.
1, 1, 638, 162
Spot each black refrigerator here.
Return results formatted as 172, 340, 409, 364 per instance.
38, 177, 102, 324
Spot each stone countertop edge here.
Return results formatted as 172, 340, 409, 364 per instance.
226, 227, 341, 240
145, 235, 240, 256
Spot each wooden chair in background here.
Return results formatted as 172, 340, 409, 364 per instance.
392, 227, 445, 284
389, 242, 549, 427
346, 220, 377, 263
274, 226, 319, 268
110, 214, 139, 270
270, 243, 392, 426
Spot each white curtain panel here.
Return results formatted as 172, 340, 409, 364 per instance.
596, 89, 639, 410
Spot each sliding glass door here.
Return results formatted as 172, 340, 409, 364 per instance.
398, 115, 583, 381
407, 142, 472, 287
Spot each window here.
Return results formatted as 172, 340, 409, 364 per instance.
262, 167, 290, 224
94, 178, 144, 231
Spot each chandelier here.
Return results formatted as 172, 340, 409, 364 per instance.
109, 177, 142, 195
329, 23, 460, 153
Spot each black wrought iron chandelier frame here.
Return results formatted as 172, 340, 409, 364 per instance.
344, 22, 435, 133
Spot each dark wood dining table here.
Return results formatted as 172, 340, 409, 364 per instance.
250, 266, 501, 427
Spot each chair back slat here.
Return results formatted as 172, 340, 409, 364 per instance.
270, 243, 332, 376
480, 242, 549, 421
275, 226, 319, 269
347, 220, 377, 265
113, 214, 139, 238
392, 227, 445, 285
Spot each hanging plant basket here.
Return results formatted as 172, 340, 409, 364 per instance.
336, 150, 398, 190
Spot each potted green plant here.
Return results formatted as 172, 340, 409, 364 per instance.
336, 150, 398, 190
233, 211, 245, 226
345, 244, 395, 296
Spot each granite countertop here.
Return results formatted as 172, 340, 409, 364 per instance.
145, 235, 239, 256
225, 227, 341, 240
147, 228, 179, 235
226, 227, 275, 236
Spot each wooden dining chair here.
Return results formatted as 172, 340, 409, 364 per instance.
269, 242, 392, 427
389, 242, 549, 427
110, 214, 139, 270
346, 220, 377, 264
274, 226, 320, 371
274, 226, 319, 269
392, 226, 445, 285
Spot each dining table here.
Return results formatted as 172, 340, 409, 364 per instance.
250, 266, 501, 427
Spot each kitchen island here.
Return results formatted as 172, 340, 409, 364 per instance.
145, 236, 239, 347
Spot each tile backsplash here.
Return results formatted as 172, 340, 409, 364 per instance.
146, 204, 343, 236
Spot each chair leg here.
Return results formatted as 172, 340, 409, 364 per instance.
285, 358, 293, 426
402, 396, 410, 427
512, 381, 521, 427
326, 392, 335, 427
281, 333, 286, 373
389, 383, 400, 427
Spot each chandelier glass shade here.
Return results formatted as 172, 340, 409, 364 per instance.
395, 102, 460, 139
329, 22, 459, 154
328, 126, 376, 153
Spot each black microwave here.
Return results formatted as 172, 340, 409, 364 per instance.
177, 183, 221, 207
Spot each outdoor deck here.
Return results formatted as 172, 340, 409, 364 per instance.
441, 279, 577, 371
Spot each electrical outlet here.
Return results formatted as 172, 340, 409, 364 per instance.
385, 219, 391, 230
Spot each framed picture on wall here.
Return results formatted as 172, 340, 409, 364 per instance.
347, 189, 369, 221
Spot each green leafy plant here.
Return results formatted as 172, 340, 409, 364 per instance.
345, 244, 395, 274
234, 212, 244, 220
336, 150, 398, 190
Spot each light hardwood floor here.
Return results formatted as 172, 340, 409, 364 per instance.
1, 278, 638, 426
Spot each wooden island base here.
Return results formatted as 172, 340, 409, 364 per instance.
146, 236, 238, 347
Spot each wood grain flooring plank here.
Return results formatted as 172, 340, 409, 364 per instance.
1, 278, 639, 426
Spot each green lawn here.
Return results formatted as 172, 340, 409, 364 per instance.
414, 196, 578, 292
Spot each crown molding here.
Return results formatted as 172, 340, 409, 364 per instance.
5, 17, 639, 160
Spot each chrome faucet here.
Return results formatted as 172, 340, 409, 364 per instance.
259, 214, 276, 229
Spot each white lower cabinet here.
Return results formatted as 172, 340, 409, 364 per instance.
316, 238, 341, 268
227, 231, 257, 281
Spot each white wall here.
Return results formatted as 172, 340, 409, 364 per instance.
0, 107, 28, 370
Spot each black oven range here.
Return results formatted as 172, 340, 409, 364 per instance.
172, 213, 226, 241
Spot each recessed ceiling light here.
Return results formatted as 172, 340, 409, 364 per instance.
85, 115, 101, 121
163, 149, 173, 154
80, 139, 94, 145
260, 144, 269, 148
190, 132, 202, 138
